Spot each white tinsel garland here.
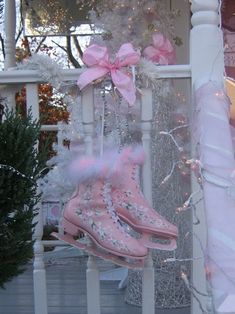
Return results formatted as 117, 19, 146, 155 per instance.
17, 54, 63, 89
137, 58, 168, 88
39, 143, 78, 202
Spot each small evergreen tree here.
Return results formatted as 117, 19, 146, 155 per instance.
0, 109, 47, 288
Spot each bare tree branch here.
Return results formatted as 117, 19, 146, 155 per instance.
0, 33, 5, 59
66, 36, 81, 68
72, 36, 83, 58
35, 37, 47, 53
15, 27, 23, 44
52, 38, 81, 67
51, 40, 67, 53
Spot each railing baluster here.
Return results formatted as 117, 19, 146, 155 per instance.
81, 86, 101, 314
141, 88, 155, 314
26, 83, 48, 314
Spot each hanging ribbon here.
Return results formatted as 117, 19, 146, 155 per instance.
77, 43, 140, 105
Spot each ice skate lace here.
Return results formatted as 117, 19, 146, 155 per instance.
127, 167, 169, 228
132, 165, 142, 192
102, 181, 130, 236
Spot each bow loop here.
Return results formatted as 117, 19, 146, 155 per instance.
116, 43, 141, 67
152, 33, 165, 49
143, 32, 176, 65
77, 43, 140, 105
82, 44, 109, 67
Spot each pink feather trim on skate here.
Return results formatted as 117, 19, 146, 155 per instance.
67, 145, 146, 184
127, 145, 146, 165
109, 145, 145, 181
68, 156, 110, 184
119, 145, 146, 165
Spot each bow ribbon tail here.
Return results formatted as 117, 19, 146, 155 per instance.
77, 66, 109, 90
111, 69, 137, 106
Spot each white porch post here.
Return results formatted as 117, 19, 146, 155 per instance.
190, 1, 224, 313
4, 0, 16, 69
3, 0, 17, 110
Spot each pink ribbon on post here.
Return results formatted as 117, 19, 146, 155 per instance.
143, 32, 176, 65
77, 43, 140, 105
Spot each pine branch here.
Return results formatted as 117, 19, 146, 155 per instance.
0, 109, 48, 288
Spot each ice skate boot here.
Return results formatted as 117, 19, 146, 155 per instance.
112, 145, 178, 250
52, 177, 148, 269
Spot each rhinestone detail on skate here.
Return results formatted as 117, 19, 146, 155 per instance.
75, 208, 131, 253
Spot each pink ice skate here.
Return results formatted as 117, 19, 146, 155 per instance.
52, 155, 148, 268
112, 145, 178, 251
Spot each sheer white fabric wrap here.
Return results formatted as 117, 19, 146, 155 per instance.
195, 81, 235, 301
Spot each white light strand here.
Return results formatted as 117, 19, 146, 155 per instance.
168, 124, 189, 133
160, 160, 182, 185
165, 256, 202, 263
178, 233, 212, 314
182, 189, 201, 209
181, 270, 209, 314
0, 163, 34, 182
159, 131, 183, 151
159, 124, 189, 152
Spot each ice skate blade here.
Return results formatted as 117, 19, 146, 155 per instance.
139, 234, 177, 251
61, 217, 148, 260
51, 232, 145, 269
117, 214, 178, 243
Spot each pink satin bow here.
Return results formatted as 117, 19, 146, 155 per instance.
143, 32, 176, 65
77, 43, 140, 105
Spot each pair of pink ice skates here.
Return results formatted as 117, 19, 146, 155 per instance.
52, 145, 178, 269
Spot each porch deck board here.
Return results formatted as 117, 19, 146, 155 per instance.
0, 256, 190, 314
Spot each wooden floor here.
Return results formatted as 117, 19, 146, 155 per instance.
0, 255, 190, 314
